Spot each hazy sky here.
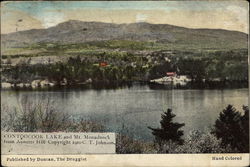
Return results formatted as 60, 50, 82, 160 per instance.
1, 1, 249, 34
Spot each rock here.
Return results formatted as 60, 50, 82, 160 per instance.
40, 80, 50, 87
31, 80, 41, 88
16, 83, 24, 88
211, 78, 221, 82
49, 82, 55, 87
85, 78, 92, 83
25, 83, 31, 87
1, 82, 12, 88
60, 78, 68, 85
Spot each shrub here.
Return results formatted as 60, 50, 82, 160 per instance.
153, 130, 235, 154
153, 140, 181, 153
1, 97, 105, 133
64, 118, 105, 132
116, 134, 155, 154
180, 130, 235, 153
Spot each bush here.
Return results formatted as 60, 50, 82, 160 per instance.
1, 97, 105, 132
180, 130, 235, 153
116, 134, 155, 154
153, 130, 235, 154
153, 140, 181, 153
64, 118, 105, 132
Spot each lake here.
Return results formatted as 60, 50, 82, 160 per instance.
1, 84, 248, 141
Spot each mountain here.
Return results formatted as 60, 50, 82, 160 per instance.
1, 20, 248, 50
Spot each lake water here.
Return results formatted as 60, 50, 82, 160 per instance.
1, 84, 248, 141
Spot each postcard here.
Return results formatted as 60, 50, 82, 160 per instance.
1, 1, 249, 166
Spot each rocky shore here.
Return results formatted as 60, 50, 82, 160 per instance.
1, 78, 93, 89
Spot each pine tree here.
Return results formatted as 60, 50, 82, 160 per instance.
148, 109, 185, 146
239, 106, 249, 152
212, 105, 248, 152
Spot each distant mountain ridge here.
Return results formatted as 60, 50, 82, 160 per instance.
1, 20, 248, 50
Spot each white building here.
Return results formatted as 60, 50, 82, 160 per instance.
150, 73, 191, 86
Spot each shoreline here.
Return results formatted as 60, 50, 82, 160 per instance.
1, 80, 248, 91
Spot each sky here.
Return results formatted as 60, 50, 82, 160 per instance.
1, 1, 249, 34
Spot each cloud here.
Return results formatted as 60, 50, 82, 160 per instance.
39, 11, 65, 28
1, 9, 43, 34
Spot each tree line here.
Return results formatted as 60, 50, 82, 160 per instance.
2, 49, 248, 85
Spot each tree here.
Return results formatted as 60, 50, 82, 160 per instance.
6, 56, 12, 65
239, 106, 249, 152
148, 109, 185, 148
212, 105, 249, 152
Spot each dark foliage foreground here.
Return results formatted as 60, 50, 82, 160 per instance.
212, 105, 249, 153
